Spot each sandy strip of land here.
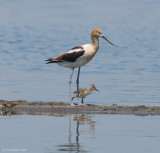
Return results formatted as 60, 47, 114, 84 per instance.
0, 100, 160, 116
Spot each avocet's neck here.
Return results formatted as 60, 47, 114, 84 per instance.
87, 89, 92, 95
91, 35, 99, 50
88, 87, 94, 93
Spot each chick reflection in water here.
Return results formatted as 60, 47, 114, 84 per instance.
72, 84, 99, 105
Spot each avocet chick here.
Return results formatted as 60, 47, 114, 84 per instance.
72, 84, 99, 105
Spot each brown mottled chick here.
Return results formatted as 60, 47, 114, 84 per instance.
72, 84, 99, 105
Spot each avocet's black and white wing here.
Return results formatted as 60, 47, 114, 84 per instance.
46, 46, 85, 64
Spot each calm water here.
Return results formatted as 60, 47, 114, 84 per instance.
0, 1, 160, 152
0, 114, 160, 153
0, 0, 160, 105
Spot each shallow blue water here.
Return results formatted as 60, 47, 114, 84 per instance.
0, 1, 160, 152
0, 0, 160, 105
0, 114, 160, 153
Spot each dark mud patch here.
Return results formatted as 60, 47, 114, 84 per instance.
0, 100, 160, 116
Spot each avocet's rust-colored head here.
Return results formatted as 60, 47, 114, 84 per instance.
89, 84, 99, 92
91, 28, 118, 47
91, 28, 103, 38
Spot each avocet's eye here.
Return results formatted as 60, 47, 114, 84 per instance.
98, 31, 102, 34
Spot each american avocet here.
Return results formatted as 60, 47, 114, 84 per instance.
46, 28, 117, 105
72, 84, 99, 105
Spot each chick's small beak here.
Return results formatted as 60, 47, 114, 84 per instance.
102, 35, 118, 47
95, 88, 100, 92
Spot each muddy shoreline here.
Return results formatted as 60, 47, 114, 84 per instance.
0, 100, 160, 116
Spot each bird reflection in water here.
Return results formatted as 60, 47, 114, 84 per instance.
57, 114, 95, 152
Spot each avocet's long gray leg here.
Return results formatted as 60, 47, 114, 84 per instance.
76, 67, 81, 105
69, 68, 74, 105
82, 98, 84, 105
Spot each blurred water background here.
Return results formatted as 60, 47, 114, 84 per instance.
0, 0, 160, 105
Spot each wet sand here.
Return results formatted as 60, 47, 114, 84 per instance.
0, 100, 160, 116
